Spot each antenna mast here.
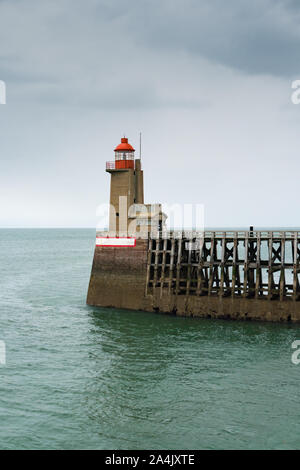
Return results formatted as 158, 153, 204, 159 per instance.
139, 132, 142, 161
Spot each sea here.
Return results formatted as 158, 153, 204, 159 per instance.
0, 228, 300, 450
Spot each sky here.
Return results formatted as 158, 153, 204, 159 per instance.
0, 0, 300, 228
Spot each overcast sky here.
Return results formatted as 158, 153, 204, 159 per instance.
1, 0, 300, 228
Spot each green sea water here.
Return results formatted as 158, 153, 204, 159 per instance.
0, 228, 300, 450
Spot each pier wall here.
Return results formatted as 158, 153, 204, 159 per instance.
149, 289, 300, 322
87, 239, 149, 311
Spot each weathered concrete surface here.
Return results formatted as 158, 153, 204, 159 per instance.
87, 239, 149, 311
87, 240, 300, 322
149, 289, 300, 322
107, 166, 144, 233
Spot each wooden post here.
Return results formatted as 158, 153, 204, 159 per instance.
176, 238, 182, 295
243, 232, 249, 297
186, 239, 192, 296
145, 237, 153, 295
160, 238, 168, 297
168, 237, 175, 294
248, 227, 255, 297
196, 236, 205, 296
153, 237, 160, 287
268, 232, 273, 300
219, 233, 225, 297
208, 232, 215, 296
293, 233, 299, 301
232, 232, 238, 297
255, 233, 261, 299
279, 235, 285, 301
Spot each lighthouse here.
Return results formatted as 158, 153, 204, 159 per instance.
106, 136, 144, 236
87, 134, 166, 309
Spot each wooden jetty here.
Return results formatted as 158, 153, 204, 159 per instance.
146, 230, 300, 303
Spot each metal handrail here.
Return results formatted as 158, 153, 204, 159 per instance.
106, 161, 115, 169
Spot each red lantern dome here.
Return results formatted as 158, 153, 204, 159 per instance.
114, 137, 135, 169
114, 137, 135, 152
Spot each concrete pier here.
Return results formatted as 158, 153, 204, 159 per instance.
87, 230, 300, 322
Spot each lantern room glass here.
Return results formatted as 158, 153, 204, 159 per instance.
115, 151, 134, 161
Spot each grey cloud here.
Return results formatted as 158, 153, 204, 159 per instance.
126, 0, 300, 77
1, 0, 300, 112
0, 0, 213, 108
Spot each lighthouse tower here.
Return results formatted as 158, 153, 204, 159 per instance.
106, 137, 144, 235
87, 134, 167, 310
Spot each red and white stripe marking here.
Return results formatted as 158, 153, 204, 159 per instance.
96, 237, 136, 247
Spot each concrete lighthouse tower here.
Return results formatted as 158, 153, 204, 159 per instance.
106, 137, 144, 236
87, 134, 167, 310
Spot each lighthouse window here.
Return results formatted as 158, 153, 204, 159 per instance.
123, 153, 126, 160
